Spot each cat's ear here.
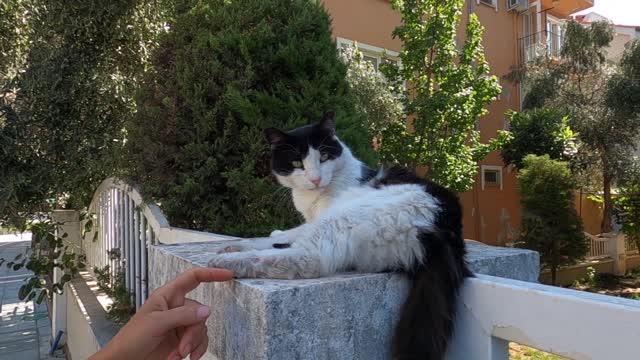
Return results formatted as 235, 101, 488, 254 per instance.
319, 111, 336, 135
264, 128, 287, 145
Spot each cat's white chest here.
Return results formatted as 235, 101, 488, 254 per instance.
292, 190, 333, 222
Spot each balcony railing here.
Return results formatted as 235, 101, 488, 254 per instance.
518, 30, 564, 65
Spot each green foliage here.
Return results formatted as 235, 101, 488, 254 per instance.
516, 155, 588, 285
606, 40, 640, 119
94, 264, 134, 324
0, 0, 171, 229
341, 44, 403, 139
0, 218, 86, 304
501, 108, 576, 169
519, 21, 640, 233
615, 161, 640, 251
121, 0, 375, 236
379, 0, 509, 192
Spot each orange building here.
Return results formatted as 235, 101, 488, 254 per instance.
322, 0, 595, 245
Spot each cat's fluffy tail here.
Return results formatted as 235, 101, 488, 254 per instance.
392, 230, 472, 360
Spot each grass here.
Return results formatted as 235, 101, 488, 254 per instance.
509, 343, 566, 360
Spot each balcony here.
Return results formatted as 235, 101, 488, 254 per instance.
518, 30, 564, 65
542, 0, 594, 17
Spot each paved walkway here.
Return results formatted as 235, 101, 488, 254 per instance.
0, 234, 53, 360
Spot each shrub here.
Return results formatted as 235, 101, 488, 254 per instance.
516, 155, 588, 285
340, 44, 403, 138
500, 108, 576, 169
121, 0, 375, 236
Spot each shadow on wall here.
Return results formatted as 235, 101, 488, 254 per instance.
575, 191, 603, 236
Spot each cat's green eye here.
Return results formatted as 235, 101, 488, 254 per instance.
292, 160, 303, 168
320, 153, 329, 162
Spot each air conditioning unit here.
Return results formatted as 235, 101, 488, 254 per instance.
507, 0, 528, 12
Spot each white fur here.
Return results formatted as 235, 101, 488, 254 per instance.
276, 142, 366, 221
208, 139, 441, 279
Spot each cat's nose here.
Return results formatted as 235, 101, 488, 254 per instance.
310, 177, 322, 187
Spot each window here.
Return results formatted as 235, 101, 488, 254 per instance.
336, 37, 401, 74
478, 0, 498, 9
481, 165, 503, 190
546, 15, 564, 57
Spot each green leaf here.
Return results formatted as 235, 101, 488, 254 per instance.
36, 290, 47, 304
19, 285, 30, 300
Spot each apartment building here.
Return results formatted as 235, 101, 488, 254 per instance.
322, 0, 595, 245
575, 11, 640, 62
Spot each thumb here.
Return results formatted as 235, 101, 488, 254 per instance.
155, 303, 211, 333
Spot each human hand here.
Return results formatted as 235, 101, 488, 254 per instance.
90, 267, 234, 360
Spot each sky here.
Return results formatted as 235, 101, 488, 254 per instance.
573, 0, 640, 26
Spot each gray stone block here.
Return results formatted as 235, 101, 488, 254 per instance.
148, 240, 539, 360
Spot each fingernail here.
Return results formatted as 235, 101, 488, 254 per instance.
197, 305, 210, 319
169, 352, 181, 360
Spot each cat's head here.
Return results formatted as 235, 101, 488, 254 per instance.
264, 112, 344, 191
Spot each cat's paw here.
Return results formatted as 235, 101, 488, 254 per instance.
217, 244, 250, 254
270, 229, 284, 237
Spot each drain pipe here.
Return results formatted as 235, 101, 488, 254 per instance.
50, 330, 64, 355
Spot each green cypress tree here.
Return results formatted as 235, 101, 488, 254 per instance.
122, 0, 375, 236
516, 155, 588, 285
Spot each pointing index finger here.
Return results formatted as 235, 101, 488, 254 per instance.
159, 268, 234, 300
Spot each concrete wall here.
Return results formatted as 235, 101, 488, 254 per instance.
148, 241, 539, 360
539, 260, 615, 286
539, 255, 640, 286
65, 274, 119, 360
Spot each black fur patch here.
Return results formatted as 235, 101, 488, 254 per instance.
264, 112, 343, 176
272, 243, 291, 249
359, 165, 378, 184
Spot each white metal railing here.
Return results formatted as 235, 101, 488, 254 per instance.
85, 179, 163, 310
447, 275, 640, 360
585, 232, 611, 259
84, 178, 238, 310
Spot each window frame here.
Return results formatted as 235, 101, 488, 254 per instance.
481, 165, 503, 191
477, 0, 498, 11
336, 37, 401, 72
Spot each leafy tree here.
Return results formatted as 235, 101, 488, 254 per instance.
615, 161, 640, 253
501, 108, 576, 169
0, 0, 171, 229
121, 0, 376, 236
516, 155, 588, 285
340, 44, 403, 140
380, 0, 510, 192
519, 21, 640, 233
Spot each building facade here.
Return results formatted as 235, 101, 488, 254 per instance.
322, 0, 595, 245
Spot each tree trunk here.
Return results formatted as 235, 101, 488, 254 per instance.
551, 265, 557, 286
601, 171, 613, 234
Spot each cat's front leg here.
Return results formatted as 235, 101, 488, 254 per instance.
208, 248, 324, 279
215, 236, 289, 254
217, 225, 308, 254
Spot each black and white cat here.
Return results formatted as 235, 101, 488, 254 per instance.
208, 112, 472, 359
